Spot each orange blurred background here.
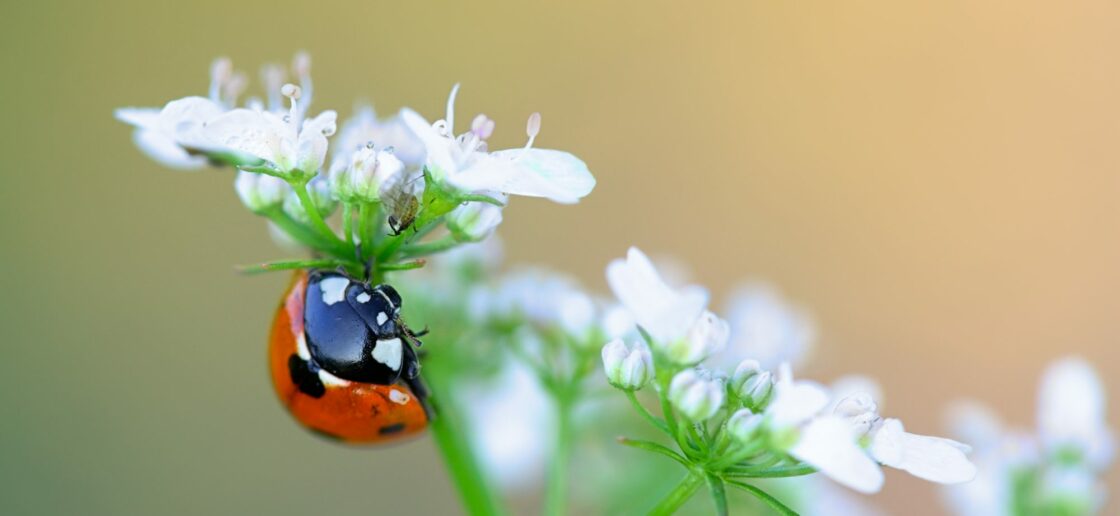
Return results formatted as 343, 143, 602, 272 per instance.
2, 1, 1118, 514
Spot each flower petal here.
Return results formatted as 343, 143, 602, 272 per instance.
401, 108, 456, 175
203, 108, 288, 165
480, 148, 596, 203
131, 128, 206, 169
769, 380, 830, 428
605, 247, 708, 343
115, 107, 160, 129
791, 416, 884, 494
296, 110, 337, 173
871, 418, 977, 484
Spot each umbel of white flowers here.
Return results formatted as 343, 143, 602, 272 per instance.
602, 246, 978, 497
944, 357, 1115, 516
115, 54, 597, 229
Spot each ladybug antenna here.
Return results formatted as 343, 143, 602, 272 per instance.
398, 319, 425, 348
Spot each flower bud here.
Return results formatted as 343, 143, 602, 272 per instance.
283, 176, 336, 224
833, 393, 879, 436
447, 200, 505, 242
726, 408, 764, 443
234, 170, 288, 213
731, 360, 774, 410
669, 368, 726, 421
601, 339, 654, 390
331, 146, 404, 203
662, 310, 729, 365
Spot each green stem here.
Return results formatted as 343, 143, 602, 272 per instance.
724, 464, 815, 478
544, 394, 574, 516
377, 260, 426, 273
723, 479, 799, 516
648, 472, 704, 516
237, 258, 348, 275
342, 203, 355, 250
706, 474, 728, 516
426, 378, 505, 516
625, 390, 671, 436
290, 178, 342, 247
617, 437, 690, 468
264, 209, 351, 259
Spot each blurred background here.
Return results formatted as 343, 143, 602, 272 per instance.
3, 0, 1118, 514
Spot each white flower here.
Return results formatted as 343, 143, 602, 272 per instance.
606, 247, 715, 362
765, 364, 884, 493
1037, 357, 1114, 468
330, 106, 425, 171
117, 97, 229, 170
726, 408, 764, 443
464, 360, 551, 490
447, 195, 506, 242
116, 58, 246, 170
490, 269, 598, 340
869, 418, 977, 484
234, 170, 288, 213
203, 84, 337, 177
790, 416, 885, 494
668, 368, 725, 421
601, 339, 653, 390
330, 145, 405, 203
722, 283, 816, 369
282, 176, 336, 224
730, 360, 774, 409
401, 84, 595, 204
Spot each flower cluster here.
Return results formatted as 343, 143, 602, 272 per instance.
602, 247, 977, 512
944, 357, 1114, 516
116, 53, 595, 281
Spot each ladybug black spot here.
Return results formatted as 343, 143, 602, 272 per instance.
288, 354, 326, 398
378, 423, 406, 435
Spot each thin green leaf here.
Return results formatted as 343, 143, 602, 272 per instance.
724, 479, 800, 516
616, 437, 690, 468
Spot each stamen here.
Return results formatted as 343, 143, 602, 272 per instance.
262, 64, 286, 112
223, 71, 248, 106
470, 114, 495, 139
445, 83, 461, 135
281, 83, 302, 122
209, 57, 232, 102
292, 51, 313, 120
521, 112, 541, 153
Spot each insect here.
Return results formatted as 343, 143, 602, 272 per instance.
383, 171, 422, 236
269, 269, 430, 443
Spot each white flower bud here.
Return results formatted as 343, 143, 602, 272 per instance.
447, 200, 505, 242
669, 368, 726, 421
833, 393, 879, 436
601, 339, 653, 390
662, 310, 729, 365
331, 146, 404, 203
726, 408, 764, 443
234, 170, 288, 213
283, 176, 336, 224
731, 360, 774, 410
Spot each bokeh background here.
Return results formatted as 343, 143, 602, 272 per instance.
3, 1, 1119, 514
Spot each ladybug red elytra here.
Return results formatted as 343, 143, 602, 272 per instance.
269, 269, 430, 443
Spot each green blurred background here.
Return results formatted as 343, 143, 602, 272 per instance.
3, 1, 1118, 514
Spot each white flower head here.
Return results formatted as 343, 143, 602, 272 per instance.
330, 144, 405, 203
331, 105, 426, 171
1037, 356, 1114, 468
447, 195, 506, 242
722, 283, 816, 369
234, 170, 289, 213
730, 360, 775, 410
669, 368, 726, 421
204, 80, 337, 178
116, 96, 229, 170
401, 84, 595, 204
601, 339, 654, 390
606, 247, 713, 362
464, 360, 552, 490
790, 416, 885, 494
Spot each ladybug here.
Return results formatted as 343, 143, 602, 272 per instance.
268, 269, 430, 443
